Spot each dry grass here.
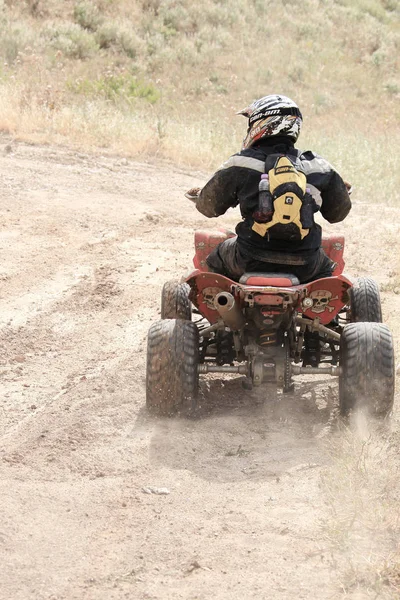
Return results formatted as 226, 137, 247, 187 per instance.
0, 0, 398, 185
321, 414, 400, 598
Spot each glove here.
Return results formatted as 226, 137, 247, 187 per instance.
344, 181, 353, 195
185, 187, 201, 202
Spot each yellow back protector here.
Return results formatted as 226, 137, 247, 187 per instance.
252, 156, 309, 240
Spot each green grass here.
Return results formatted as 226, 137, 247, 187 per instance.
67, 73, 160, 104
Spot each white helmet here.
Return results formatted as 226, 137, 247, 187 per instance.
238, 94, 303, 149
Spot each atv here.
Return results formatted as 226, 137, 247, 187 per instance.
146, 229, 395, 418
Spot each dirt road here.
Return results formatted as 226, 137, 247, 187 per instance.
1, 141, 399, 600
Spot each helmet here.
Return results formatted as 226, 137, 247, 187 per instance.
238, 94, 302, 149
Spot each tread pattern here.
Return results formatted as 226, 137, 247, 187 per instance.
161, 281, 192, 320
339, 322, 394, 417
146, 319, 199, 416
349, 277, 382, 322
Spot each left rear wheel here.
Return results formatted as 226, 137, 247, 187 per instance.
161, 281, 192, 320
146, 319, 199, 416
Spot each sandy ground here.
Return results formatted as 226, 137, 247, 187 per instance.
1, 140, 400, 600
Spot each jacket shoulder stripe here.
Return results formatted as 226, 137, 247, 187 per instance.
217, 155, 264, 173
298, 153, 333, 176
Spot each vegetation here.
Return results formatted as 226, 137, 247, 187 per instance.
0, 0, 398, 186
322, 421, 400, 598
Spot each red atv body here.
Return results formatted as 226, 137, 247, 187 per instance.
146, 230, 395, 418
190, 229, 349, 327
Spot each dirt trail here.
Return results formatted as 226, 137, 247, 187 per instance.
1, 141, 399, 600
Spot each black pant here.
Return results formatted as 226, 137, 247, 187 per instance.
206, 237, 334, 283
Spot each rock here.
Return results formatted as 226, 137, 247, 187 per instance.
187, 560, 201, 573
13, 355, 26, 363
142, 486, 170, 495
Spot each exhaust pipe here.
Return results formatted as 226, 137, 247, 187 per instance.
214, 292, 245, 331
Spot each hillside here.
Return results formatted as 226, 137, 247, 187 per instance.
0, 0, 399, 175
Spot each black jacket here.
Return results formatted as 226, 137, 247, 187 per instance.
196, 136, 351, 260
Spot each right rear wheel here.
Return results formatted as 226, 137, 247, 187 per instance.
146, 319, 199, 416
348, 277, 382, 322
339, 322, 394, 418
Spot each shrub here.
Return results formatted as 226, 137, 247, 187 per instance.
382, 0, 399, 10
73, 1, 103, 32
372, 49, 385, 66
45, 23, 99, 59
0, 23, 36, 65
1, 34, 21, 64
384, 82, 400, 95
95, 22, 119, 49
95, 22, 140, 58
141, 0, 161, 14
158, 4, 193, 32
68, 73, 160, 104
116, 28, 140, 59
26, 0, 41, 16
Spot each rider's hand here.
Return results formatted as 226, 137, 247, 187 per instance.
344, 181, 353, 195
185, 187, 201, 202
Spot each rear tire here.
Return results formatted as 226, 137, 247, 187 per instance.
161, 281, 192, 320
339, 322, 394, 418
146, 319, 199, 416
349, 277, 382, 322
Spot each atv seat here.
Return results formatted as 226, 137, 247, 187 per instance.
239, 273, 300, 287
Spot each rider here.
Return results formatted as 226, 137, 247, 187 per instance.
187, 94, 351, 283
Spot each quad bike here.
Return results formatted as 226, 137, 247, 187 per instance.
146, 229, 395, 418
